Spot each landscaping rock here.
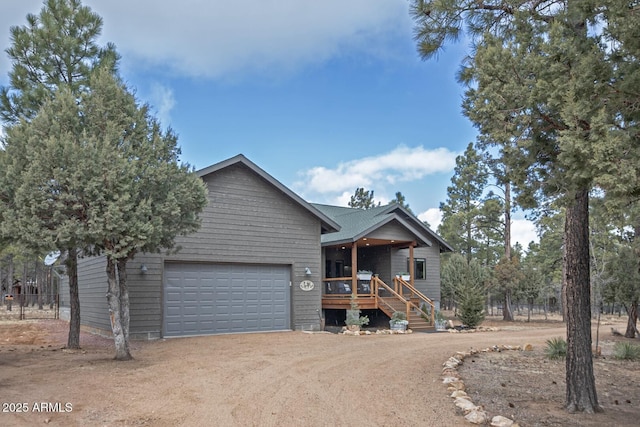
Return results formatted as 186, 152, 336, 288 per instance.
464, 409, 488, 424
447, 381, 465, 391
450, 390, 469, 399
454, 397, 478, 414
491, 415, 517, 427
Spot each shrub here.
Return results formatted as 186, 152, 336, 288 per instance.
613, 342, 640, 360
345, 296, 369, 327
391, 311, 406, 321
419, 303, 437, 323
456, 283, 485, 328
545, 337, 567, 360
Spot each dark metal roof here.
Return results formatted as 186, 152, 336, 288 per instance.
312, 202, 454, 252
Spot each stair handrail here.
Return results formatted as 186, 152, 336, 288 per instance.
394, 276, 436, 326
372, 276, 434, 326
394, 276, 435, 306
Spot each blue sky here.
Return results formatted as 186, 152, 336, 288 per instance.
0, 0, 537, 246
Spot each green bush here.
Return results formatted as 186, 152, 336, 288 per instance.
391, 311, 406, 321
456, 283, 485, 328
345, 296, 369, 327
545, 337, 567, 360
419, 303, 431, 323
613, 341, 640, 360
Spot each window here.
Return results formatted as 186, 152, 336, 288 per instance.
407, 258, 426, 280
335, 260, 344, 277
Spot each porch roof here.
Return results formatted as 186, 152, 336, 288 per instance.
311, 203, 453, 252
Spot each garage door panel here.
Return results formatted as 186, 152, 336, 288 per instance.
163, 263, 290, 337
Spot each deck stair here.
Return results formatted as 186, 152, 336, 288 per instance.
373, 276, 435, 331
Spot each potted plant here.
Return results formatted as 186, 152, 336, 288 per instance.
345, 296, 369, 331
434, 310, 448, 331
389, 311, 409, 331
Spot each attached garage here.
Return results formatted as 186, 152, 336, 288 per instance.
163, 263, 291, 337
66, 155, 341, 339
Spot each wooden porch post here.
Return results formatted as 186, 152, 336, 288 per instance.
409, 243, 415, 288
351, 242, 358, 298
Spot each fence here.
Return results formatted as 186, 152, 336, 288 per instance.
2, 293, 59, 321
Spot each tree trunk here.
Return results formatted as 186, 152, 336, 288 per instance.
106, 257, 131, 361
504, 180, 511, 259
22, 262, 27, 307
625, 301, 638, 339
564, 188, 600, 413
7, 255, 13, 312
502, 179, 514, 322
117, 258, 131, 357
66, 248, 81, 349
37, 260, 43, 310
503, 288, 514, 321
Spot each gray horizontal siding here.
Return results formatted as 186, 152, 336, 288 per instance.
127, 254, 163, 338
368, 221, 416, 242
72, 162, 327, 338
77, 256, 111, 333
393, 246, 441, 303
166, 163, 323, 332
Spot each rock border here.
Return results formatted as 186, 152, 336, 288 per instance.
341, 327, 414, 335
442, 343, 533, 426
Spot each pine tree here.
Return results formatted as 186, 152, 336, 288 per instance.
4, 68, 206, 360
348, 187, 379, 210
409, 0, 640, 413
0, 0, 118, 349
388, 191, 413, 213
438, 142, 488, 263
0, 1, 207, 359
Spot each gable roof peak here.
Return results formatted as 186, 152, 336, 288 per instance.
197, 154, 340, 233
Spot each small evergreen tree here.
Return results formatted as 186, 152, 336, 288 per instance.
457, 281, 486, 328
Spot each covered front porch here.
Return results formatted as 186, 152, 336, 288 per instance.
322, 238, 436, 330
312, 202, 453, 331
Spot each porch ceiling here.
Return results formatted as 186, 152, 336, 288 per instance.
327, 237, 415, 249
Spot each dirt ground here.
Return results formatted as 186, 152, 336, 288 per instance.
0, 314, 639, 427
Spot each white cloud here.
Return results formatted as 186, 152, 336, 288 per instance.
1, 1, 410, 82
512, 218, 539, 248
149, 83, 176, 128
81, 0, 411, 80
296, 145, 458, 201
418, 208, 442, 230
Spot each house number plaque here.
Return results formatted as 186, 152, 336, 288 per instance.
299, 280, 314, 291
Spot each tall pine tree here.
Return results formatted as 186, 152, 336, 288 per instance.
410, 0, 640, 413
0, 0, 119, 349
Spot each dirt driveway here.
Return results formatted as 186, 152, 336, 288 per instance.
0, 318, 637, 426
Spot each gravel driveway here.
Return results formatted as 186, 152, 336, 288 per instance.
0, 320, 569, 426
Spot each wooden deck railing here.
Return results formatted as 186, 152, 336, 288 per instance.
322, 275, 435, 326
323, 277, 374, 297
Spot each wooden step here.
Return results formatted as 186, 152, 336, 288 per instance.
408, 313, 433, 331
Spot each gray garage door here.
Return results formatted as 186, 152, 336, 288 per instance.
163, 263, 290, 337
